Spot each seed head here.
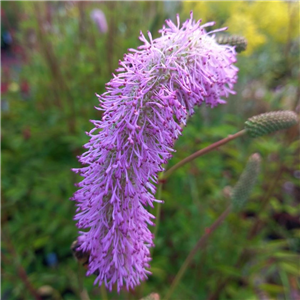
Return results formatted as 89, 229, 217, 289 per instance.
245, 111, 298, 138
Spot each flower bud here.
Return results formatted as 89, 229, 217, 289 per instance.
231, 153, 261, 212
216, 35, 247, 53
245, 111, 298, 138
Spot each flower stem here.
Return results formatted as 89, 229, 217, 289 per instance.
151, 172, 164, 258
2, 233, 42, 300
165, 205, 232, 300
207, 162, 285, 300
162, 130, 246, 180
153, 180, 163, 241
100, 283, 108, 300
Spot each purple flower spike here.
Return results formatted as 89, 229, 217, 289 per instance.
72, 12, 238, 291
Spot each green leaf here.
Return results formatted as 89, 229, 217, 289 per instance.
279, 262, 300, 276
260, 283, 284, 293
273, 251, 300, 261
214, 265, 241, 278
33, 236, 50, 249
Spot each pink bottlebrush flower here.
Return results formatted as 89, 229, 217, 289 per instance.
71, 12, 238, 291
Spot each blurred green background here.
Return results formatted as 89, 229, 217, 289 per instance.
1, 1, 299, 300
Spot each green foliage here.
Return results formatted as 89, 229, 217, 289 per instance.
2, 2, 299, 300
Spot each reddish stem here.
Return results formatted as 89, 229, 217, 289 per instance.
163, 130, 246, 179
165, 205, 232, 300
3, 234, 42, 300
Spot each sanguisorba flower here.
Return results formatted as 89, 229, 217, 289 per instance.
72, 12, 238, 291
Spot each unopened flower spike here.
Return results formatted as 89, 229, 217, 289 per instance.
231, 153, 261, 212
216, 35, 248, 53
71, 11, 238, 291
245, 111, 298, 138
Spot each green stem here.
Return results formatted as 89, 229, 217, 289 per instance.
162, 130, 246, 179
3, 233, 42, 300
34, 3, 76, 133
100, 283, 108, 300
153, 181, 163, 241
165, 205, 232, 300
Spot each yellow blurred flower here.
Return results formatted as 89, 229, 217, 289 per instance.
182, 1, 240, 24
225, 12, 266, 55
250, 1, 299, 43
183, 1, 299, 56
8, 82, 20, 93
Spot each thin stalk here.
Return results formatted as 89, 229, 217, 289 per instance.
106, 1, 116, 76
100, 283, 108, 300
79, 288, 91, 300
2, 233, 42, 300
207, 162, 286, 300
77, 2, 86, 42
153, 180, 163, 240
76, 260, 91, 300
163, 130, 246, 179
165, 205, 232, 300
34, 3, 76, 133
248, 166, 284, 238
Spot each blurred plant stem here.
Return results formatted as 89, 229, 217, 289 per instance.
79, 289, 91, 300
76, 260, 92, 300
2, 233, 42, 300
248, 166, 284, 238
34, 2, 76, 133
162, 129, 246, 180
285, 1, 296, 58
165, 205, 232, 300
100, 283, 108, 300
77, 1, 86, 42
206, 158, 290, 300
105, 1, 116, 76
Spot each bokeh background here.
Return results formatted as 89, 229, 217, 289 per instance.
1, 1, 299, 300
